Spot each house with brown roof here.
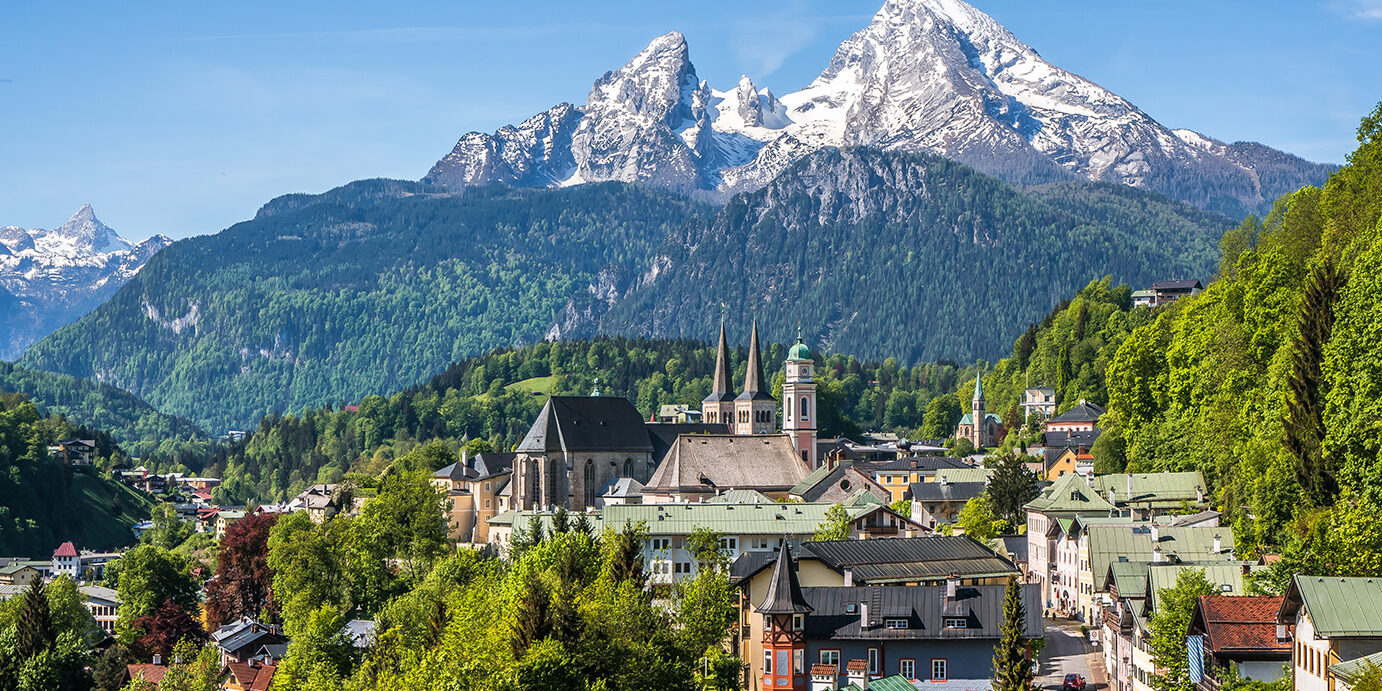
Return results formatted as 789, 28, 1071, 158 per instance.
1187, 595, 1291, 689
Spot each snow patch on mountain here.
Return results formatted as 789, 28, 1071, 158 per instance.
1, 206, 171, 358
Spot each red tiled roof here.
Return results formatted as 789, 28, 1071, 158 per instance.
847, 659, 868, 671
53, 541, 78, 558
811, 663, 838, 675
1197, 596, 1291, 654
226, 661, 277, 690
1260, 555, 1282, 565
126, 663, 168, 685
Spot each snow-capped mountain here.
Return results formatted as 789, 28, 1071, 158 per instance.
424, 0, 1333, 217
0, 205, 170, 358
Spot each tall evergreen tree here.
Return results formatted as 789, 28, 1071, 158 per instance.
1286, 258, 1346, 507
607, 524, 646, 589
510, 572, 552, 657
987, 453, 1042, 525
16, 578, 55, 658
991, 577, 1033, 691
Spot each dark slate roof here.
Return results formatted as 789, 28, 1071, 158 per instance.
873, 456, 969, 472
646, 422, 730, 467
515, 396, 654, 453
999, 535, 1029, 564
218, 628, 286, 656
732, 536, 1020, 586
1153, 279, 1203, 291
736, 320, 774, 402
1043, 430, 1101, 449
1048, 400, 1106, 424
908, 481, 986, 503
758, 542, 812, 615
432, 452, 516, 482
705, 322, 736, 403
799, 583, 1042, 640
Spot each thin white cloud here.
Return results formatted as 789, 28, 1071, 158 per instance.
1335, 0, 1382, 19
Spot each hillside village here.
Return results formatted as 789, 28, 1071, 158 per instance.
2, 315, 1373, 691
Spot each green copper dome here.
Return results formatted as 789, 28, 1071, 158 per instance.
788, 339, 811, 361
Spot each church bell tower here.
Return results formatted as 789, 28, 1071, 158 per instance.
783, 328, 818, 467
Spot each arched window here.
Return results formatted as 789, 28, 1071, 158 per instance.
786, 397, 792, 420
624, 458, 634, 478
801, 397, 810, 419
584, 459, 596, 508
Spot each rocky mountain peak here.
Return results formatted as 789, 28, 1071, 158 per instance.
588, 31, 700, 128
43, 204, 133, 256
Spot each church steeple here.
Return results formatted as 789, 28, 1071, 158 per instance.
701, 320, 737, 426
734, 319, 776, 434
740, 319, 766, 399
756, 540, 811, 691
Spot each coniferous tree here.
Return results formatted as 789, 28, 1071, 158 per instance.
16, 578, 55, 658
607, 524, 647, 589
991, 577, 1033, 691
987, 453, 1042, 526
510, 572, 552, 657
1286, 258, 1346, 507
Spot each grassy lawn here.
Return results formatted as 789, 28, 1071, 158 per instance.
505, 376, 554, 396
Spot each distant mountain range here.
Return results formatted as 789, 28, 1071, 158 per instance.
424, 0, 1333, 218
1, 205, 169, 358
19, 148, 1230, 431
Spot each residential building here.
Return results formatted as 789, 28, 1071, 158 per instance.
642, 434, 813, 503
741, 543, 1042, 690
0, 563, 40, 587
1132, 289, 1156, 308
730, 536, 1021, 591
908, 480, 986, 529
1086, 525, 1236, 623
1092, 472, 1211, 516
430, 451, 515, 543
1279, 576, 1382, 691
52, 541, 81, 579
1186, 595, 1291, 689
955, 377, 1000, 448
216, 510, 247, 540
601, 477, 644, 505
490, 498, 924, 582
1021, 386, 1057, 421
223, 659, 277, 690
1043, 447, 1094, 482
869, 456, 971, 503
789, 460, 890, 504
211, 617, 289, 667
1024, 472, 1116, 610
1044, 400, 1104, 434
80, 585, 121, 634
1151, 279, 1203, 305
47, 439, 96, 465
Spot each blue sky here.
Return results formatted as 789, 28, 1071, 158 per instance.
2, 0, 1379, 240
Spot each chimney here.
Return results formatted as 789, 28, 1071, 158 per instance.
1108, 488, 1116, 505
1276, 623, 1289, 642
859, 602, 870, 630
1150, 524, 1160, 541
1126, 475, 1133, 499
1213, 534, 1222, 554
1196, 485, 1205, 503
1153, 546, 1164, 563
844, 568, 853, 587
946, 573, 960, 599
847, 660, 869, 690
811, 664, 839, 691
461, 448, 470, 465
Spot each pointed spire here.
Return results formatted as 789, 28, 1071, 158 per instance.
974, 370, 984, 403
704, 320, 734, 404
738, 319, 767, 400
756, 540, 813, 615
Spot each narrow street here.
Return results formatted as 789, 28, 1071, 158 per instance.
1037, 619, 1106, 691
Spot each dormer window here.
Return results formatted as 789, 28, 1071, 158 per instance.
884, 618, 910, 629
944, 618, 967, 629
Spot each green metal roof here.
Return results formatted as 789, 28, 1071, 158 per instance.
1290, 576, 1382, 638
790, 463, 838, 495
1092, 472, 1207, 506
1329, 651, 1382, 681
1088, 525, 1235, 589
935, 467, 992, 484
1025, 472, 1115, 514
1108, 561, 1152, 598
1145, 563, 1258, 613
493, 502, 886, 537
861, 675, 917, 691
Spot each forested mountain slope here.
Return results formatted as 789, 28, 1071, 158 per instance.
20, 151, 1229, 433
0, 361, 204, 447
965, 105, 1382, 582
0, 392, 155, 556
194, 337, 974, 503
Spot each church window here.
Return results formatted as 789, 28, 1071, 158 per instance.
785, 398, 792, 420
800, 397, 809, 419
584, 459, 596, 507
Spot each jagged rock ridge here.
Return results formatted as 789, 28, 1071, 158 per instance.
0, 205, 170, 358
424, 0, 1333, 217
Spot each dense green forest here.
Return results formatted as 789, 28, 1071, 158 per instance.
0, 362, 204, 449
19, 148, 1230, 433
963, 105, 1382, 579
184, 337, 976, 503
593, 148, 1229, 363
0, 392, 154, 556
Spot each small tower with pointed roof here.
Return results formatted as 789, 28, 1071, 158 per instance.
782, 326, 818, 468
734, 319, 777, 435
702, 321, 737, 426
756, 541, 812, 691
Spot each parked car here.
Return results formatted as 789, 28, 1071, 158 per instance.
1062, 674, 1086, 691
